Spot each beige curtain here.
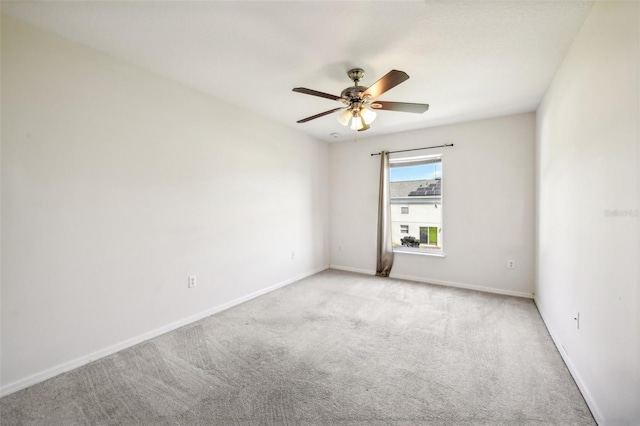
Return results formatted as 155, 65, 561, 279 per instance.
376, 151, 393, 277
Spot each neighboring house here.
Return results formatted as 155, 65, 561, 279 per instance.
390, 179, 442, 249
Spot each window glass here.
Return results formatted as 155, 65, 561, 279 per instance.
390, 155, 442, 253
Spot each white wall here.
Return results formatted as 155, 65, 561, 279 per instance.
0, 15, 329, 394
536, 1, 639, 424
330, 113, 536, 298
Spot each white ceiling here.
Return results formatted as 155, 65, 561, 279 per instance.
2, 0, 593, 143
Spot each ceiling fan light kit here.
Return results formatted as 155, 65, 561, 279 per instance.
293, 68, 429, 132
337, 108, 352, 126
360, 107, 377, 124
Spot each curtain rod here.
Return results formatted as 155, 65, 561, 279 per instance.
370, 143, 454, 156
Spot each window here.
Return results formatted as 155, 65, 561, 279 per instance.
389, 154, 443, 254
420, 226, 438, 246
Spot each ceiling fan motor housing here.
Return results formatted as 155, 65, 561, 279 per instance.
341, 86, 367, 103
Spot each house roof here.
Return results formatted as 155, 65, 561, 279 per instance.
390, 179, 441, 198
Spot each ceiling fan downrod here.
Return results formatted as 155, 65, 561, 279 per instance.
341, 69, 368, 102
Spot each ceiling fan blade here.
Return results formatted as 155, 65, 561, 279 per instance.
296, 107, 344, 123
292, 87, 343, 101
370, 101, 429, 113
361, 70, 410, 99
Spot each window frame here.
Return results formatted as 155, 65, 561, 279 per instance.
389, 153, 445, 257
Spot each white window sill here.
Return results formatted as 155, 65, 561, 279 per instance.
393, 247, 446, 257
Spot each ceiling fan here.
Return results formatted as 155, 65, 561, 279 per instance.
293, 68, 429, 132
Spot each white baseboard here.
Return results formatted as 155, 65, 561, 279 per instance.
390, 273, 534, 299
533, 297, 603, 425
0, 265, 329, 398
329, 266, 533, 298
328, 264, 375, 275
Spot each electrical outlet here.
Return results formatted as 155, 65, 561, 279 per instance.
507, 260, 515, 269
188, 276, 197, 288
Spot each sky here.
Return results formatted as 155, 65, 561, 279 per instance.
390, 163, 441, 182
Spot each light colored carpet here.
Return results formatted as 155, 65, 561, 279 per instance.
0, 269, 595, 425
